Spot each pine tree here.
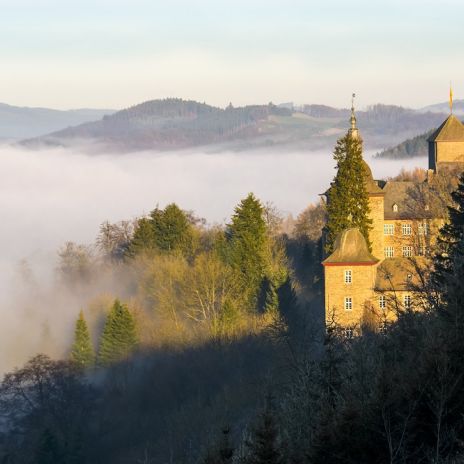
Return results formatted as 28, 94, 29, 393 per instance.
203, 427, 234, 464
225, 193, 268, 309
126, 217, 155, 257
244, 401, 283, 464
98, 299, 139, 366
432, 172, 464, 327
36, 429, 62, 464
70, 310, 95, 368
151, 203, 193, 254
325, 133, 372, 253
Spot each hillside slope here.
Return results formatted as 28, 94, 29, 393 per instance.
22, 99, 449, 153
0, 103, 115, 140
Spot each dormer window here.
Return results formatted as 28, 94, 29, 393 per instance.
392, 203, 398, 212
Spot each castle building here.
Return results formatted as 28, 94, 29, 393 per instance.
322, 100, 464, 333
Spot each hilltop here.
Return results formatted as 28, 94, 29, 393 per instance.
20, 99, 448, 153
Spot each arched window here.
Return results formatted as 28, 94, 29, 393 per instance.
392, 203, 398, 212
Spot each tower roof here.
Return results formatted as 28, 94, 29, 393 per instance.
323, 228, 379, 265
428, 114, 464, 142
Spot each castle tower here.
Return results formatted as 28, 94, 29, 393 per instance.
323, 228, 379, 329
428, 114, 464, 172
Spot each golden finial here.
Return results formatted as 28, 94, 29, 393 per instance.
449, 82, 453, 114
349, 93, 359, 139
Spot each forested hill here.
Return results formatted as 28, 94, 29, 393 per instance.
375, 129, 435, 159
21, 98, 449, 153
0, 103, 115, 140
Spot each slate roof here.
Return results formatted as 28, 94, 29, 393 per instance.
323, 228, 379, 265
375, 257, 427, 291
428, 115, 464, 142
382, 181, 441, 220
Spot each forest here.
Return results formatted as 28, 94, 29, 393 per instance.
1, 161, 464, 463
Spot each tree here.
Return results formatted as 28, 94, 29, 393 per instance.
244, 400, 283, 464
151, 203, 194, 254
98, 299, 139, 366
35, 429, 62, 464
70, 310, 95, 368
126, 217, 156, 257
225, 193, 269, 309
325, 133, 372, 253
203, 426, 234, 464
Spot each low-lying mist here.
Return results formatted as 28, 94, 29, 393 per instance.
0, 144, 425, 373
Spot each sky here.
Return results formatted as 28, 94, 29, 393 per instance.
1, 0, 463, 110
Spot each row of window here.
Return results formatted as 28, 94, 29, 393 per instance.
383, 223, 429, 236
384, 245, 429, 258
344, 295, 412, 311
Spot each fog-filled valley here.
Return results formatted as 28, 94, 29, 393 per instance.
0, 144, 424, 372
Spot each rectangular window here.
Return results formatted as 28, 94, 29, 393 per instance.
419, 245, 429, 256
402, 246, 413, 257
379, 321, 388, 334
343, 327, 354, 339
384, 246, 394, 258
402, 223, 412, 235
384, 224, 394, 235
344, 297, 353, 311
344, 270, 352, 284
404, 295, 412, 309
379, 295, 386, 309
418, 223, 429, 236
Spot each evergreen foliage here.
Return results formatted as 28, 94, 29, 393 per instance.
98, 299, 138, 365
127, 203, 194, 257
225, 193, 269, 309
244, 400, 283, 464
151, 203, 193, 254
70, 310, 94, 368
325, 133, 373, 253
126, 217, 155, 257
432, 172, 464, 326
36, 429, 62, 464
203, 427, 234, 464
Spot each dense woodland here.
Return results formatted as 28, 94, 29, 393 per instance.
1, 152, 464, 462
22, 99, 449, 153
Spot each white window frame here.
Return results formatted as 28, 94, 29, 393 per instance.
384, 246, 394, 258
419, 222, 429, 236
392, 203, 398, 212
402, 246, 413, 257
384, 224, 394, 235
404, 295, 412, 309
402, 223, 412, 236
419, 245, 429, 256
343, 327, 355, 339
344, 297, 353, 311
379, 295, 386, 309
344, 269, 352, 284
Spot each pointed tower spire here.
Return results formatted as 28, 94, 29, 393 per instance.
348, 93, 359, 139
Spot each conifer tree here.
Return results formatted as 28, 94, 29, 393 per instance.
98, 299, 139, 366
244, 400, 283, 464
225, 193, 268, 309
126, 217, 156, 257
70, 310, 95, 368
325, 133, 372, 253
36, 429, 62, 464
432, 172, 464, 327
151, 203, 193, 254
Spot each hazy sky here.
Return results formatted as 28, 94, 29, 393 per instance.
1, 0, 463, 109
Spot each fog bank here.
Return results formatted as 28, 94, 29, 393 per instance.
0, 145, 425, 373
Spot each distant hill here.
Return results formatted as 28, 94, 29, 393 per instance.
375, 129, 434, 159
419, 100, 464, 116
20, 99, 451, 153
0, 103, 115, 140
